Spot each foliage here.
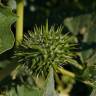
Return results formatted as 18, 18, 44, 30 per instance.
0, 5, 17, 54
4, 67, 57, 96
0, 6, 81, 95
1, 0, 96, 96
64, 13, 96, 95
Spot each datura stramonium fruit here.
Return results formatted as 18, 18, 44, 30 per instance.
14, 22, 82, 78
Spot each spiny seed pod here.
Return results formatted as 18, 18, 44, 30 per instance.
14, 22, 82, 77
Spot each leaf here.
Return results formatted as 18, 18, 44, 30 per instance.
90, 82, 96, 96
43, 67, 58, 96
90, 89, 96, 96
64, 14, 92, 35
8, 0, 16, 10
6, 85, 43, 96
64, 17, 80, 35
0, 5, 17, 54
5, 87, 18, 96
16, 67, 58, 96
0, 60, 10, 68
64, 13, 96, 61
64, 14, 96, 87
17, 85, 42, 96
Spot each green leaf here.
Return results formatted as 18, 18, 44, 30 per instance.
64, 13, 96, 62
8, 0, 16, 10
64, 14, 92, 35
17, 85, 42, 96
6, 85, 43, 96
64, 17, 80, 35
5, 87, 18, 96
0, 5, 17, 54
90, 82, 96, 96
64, 14, 96, 86
5, 68, 58, 96
43, 67, 58, 96
90, 89, 96, 96
0, 60, 10, 68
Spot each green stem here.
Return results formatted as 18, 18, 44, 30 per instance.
53, 64, 75, 78
10, 0, 24, 80
57, 67, 75, 78
0, 0, 24, 81
54, 70, 63, 86
16, 0, 24, 46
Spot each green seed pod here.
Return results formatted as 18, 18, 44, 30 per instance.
14, 22, 81, 78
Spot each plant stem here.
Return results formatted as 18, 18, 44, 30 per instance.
54, 70, 63, 86
0, 0, 24, 81
53, 64, 75, 78
16, 0, 24, 46
57, 67, 75, 78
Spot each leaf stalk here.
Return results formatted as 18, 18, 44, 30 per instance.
16, 0, 24, 46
